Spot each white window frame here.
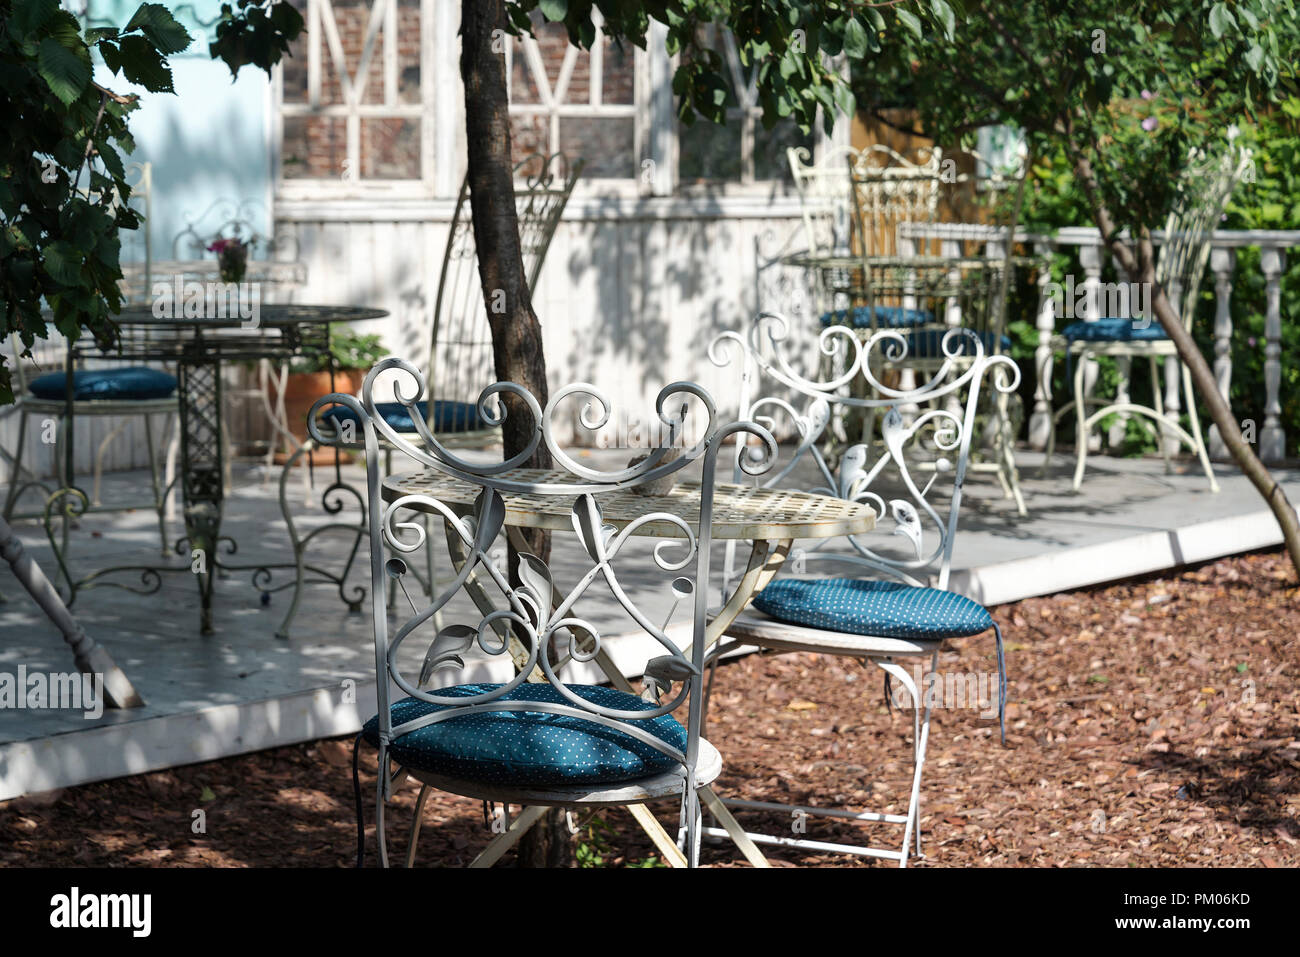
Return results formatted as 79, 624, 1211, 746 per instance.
504, 9, 650, 195
275, 0, 444, 200
273, 2, 850, 210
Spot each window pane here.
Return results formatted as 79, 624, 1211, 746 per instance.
602, 36, 635, 105
510, 114, 550, 166
678, 117, 742, 183
281, 0, 309, 104
755, 121, 812, 182
362, 118, 420, 178
282, 116, 347, 179
397, 0, 421, 104
560, 117, 634, 178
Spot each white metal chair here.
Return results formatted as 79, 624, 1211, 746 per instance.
1045, 144, 1251, 491
705, 314, 1016, 866
787, 144, 864, 259
320, 358, 775, 867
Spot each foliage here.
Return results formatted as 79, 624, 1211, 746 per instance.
1003, 98, 1300, 457
850, 0, 1297, 238
0, 0, 190, 403
506, 0, 956, 136
210, 0, 304, 78
572, 813, 665, 867
0, 0, 302, 407
849, 1, 1299, 456
293, 325, 390, 374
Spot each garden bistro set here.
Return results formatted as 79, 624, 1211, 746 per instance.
312, 317, 1013, 868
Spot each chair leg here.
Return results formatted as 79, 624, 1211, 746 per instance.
1071, 349, 1091, 491
92, 419, 130, 507
995, 391, 1027, 515
1149, 357, 1173, 475
468, 805, 547, 868
875, 657, 932, 867
698, 786, 770, 868
3, 410, 30, 521
404, 783, 433, 867
163, 413, 179, 525
627, 803, 690, 867
143, 413, 169, 554
1182, 363, 1220, 493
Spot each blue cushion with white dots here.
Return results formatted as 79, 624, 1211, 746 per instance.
1062, 317, 1168, 343
820, 305, 933, 329
361, 682, 686, 787
28, 367, 177, 401
327, 399, 484, 433
753, 578, 994, 640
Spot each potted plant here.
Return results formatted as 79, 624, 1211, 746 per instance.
206, 236, 256, 283
275, 325, 389, 464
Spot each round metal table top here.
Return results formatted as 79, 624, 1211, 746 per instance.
782, 253, 1004, 272
113, 304, 388, 327
384, 467, 876, 541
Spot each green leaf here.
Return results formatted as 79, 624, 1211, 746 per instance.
538, 0, 568, 22
125, 3, 193, 55
1208, 3, 1235, 39
1245, 43, 1264, 73
117, 34, 174, 92
930, 0, 956, 41
37, 37, 91, 106
843, 17, 869, 59
11, 0, 60, 36
896, 8, 923, 39
100, 40, 123, 76
44, 241, 84, 285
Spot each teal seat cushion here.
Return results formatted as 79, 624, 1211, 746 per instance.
361, 682, 686, 787
904, 329, 1011, 357
329, 399, 484, 433
753, 578, 994, 640
820, 305, 933, 329
29, 367, 177, 401
1063, 318, 1168, 342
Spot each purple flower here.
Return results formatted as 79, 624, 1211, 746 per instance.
1141, 89, 1155, 100
1248, 337, 1257, 347
1142, 116, 1158, 132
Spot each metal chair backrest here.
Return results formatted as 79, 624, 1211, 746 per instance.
788, 145, 862, 258
1157, 143, 1250, 331
713, 315, 1019, 593
314, 360, 773, 855
848, 145, 945, 260
427, 152, 582, 408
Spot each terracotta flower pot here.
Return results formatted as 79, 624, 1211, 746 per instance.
273, 368, 366, 465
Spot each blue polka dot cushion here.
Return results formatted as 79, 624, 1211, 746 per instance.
753, 578, 994, 640
1063, 318, 1168, 342
903, 329, 1012, 358
361, 682, 686, 787
28, 367, 177, 401
820, 305, 933, 329
327, 399, 483, 434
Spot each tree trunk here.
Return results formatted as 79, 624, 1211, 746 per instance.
459, 0, 567, 866
1072, 155, 1300, 580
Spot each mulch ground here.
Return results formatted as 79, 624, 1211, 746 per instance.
3, 549, 1297, 867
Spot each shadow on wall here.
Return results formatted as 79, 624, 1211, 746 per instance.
550, 182, 804, 440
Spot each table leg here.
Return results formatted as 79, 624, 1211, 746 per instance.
703, 538, 792, 651
177, 359, 225, 634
